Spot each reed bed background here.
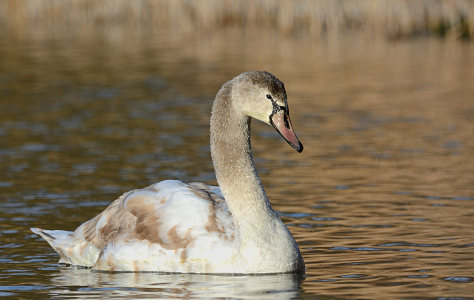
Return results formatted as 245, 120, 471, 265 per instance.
1, 0, 472, 40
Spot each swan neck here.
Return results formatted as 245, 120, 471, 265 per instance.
210, 84, 273, 224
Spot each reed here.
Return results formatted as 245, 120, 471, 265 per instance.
1, 0, 472, 39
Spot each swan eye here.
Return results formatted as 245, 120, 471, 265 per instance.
266, 94, 272, 100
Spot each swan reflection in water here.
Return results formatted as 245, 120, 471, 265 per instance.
50, 266, 304, 299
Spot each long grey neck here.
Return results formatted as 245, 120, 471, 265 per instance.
210, 82, 276, 231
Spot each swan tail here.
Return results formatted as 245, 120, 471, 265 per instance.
31, 227, 74, 264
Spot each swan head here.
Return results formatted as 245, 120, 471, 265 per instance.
233, 71, 303, 153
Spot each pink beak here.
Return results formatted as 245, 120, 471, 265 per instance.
270, 110, 303, 152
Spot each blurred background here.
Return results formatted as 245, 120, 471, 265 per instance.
1, 0, 473, 298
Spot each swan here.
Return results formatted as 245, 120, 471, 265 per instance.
31, 71, 305, 274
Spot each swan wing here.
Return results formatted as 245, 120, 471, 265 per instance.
33, 180, 236, 272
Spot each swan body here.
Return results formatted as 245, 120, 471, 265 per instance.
32, 71, 305, 273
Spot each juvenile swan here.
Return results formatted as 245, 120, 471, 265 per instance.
31, 71, 305, 273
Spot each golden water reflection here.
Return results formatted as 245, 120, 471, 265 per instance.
0, 29, 473, 299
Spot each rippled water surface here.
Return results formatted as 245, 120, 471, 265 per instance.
1, 30, 473, 299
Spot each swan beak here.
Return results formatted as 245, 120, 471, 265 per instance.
270, 109, 303, 153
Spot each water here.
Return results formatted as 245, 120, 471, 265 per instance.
1, 29, 473, 298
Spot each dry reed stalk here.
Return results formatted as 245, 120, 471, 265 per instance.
0, 0, 472, 39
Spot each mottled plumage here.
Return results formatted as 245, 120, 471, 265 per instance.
33, 180, 236, 272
